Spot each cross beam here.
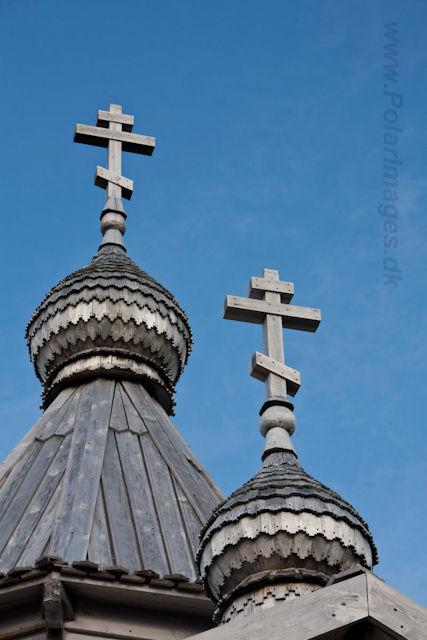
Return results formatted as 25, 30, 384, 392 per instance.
74, 104, 155, 200
223, 269, 321, 400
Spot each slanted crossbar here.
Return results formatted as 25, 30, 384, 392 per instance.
223, 269, 321, 401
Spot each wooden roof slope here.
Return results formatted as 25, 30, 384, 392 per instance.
0, 378, 224, 578
190, 570, 427, 640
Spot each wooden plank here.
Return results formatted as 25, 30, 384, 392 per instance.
97, 109, 134, 130
250, 351, 301, 396
0, 386, 76, 485
223, 295, 321, 331
190, 574, 369, 640
109, 383, 128, 433
172, 477, 203, 556
87, 485, 113, 569
54, 388, 82, 437
17, 480, 62, 567
115, 430, 168, 574
0, 434, 71, 572
0, 441, 43, 519
249, 276, 294, 303
49, 378, 114, 562
122, 382, 219, 522
142, 436, 196, 580
0, 436, 62, 558
94, 166, 134, 200
120, 383, 147, 434
74, 124, 155, 155
107, 107, 122, 199
101, 430, 141, 574
38, 388, 78, 441
367, 572, 427, 640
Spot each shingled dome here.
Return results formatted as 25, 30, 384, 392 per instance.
26, 244, 192, 414
198, 449, 378, 623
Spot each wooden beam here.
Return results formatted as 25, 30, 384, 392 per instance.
97, 110, 134, 132
250, 351, 301, 397
249, 276, 294, 303
223, 295, 321, 332
94, 166, 134, 200
43, 580, 75, 635
74, 124, 155, 155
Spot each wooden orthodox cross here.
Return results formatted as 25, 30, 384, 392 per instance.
224, 269, 321, 401
74, 104, 155, 200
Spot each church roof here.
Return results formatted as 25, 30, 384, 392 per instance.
0, 377, 224, 577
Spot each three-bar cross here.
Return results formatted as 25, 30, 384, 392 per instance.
74, 104, 155, 200
224, 269, 321, 402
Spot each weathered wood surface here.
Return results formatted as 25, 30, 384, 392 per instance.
109, 384, 128, 433
0, 379, 223, 578
87, 486, 113, 568
0, 386, 76, 485
120, 385, 147, 435
18, 483, 63, 567
50, 378, 114, 561
250, 351, 301, 396
143, 435, 195, 580
224, 269, 321, 403
0, 569, 214, 640
95, 166, 134, 199
115, 430, 168, 574
43, 579, 75, 630
54, 390, 81, 437
172, 477, 202, 555
366, 571, 427, 639
190, 572, 427, 640
74, 124, 155, 155
97, 109, 134, 130
191, 574, 369, 640
106, 104, 123, 200
0, 435, 71, 571
123, 381, 222, 522
101, 430, 141, 573
64, 597, 211, 640
38, 390, 78, 441
223, 295, 321, 331
0, 436, 62, 559
249, 276, 294, 302
0, 440, 43, 517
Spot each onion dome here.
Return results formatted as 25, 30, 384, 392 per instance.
198, 447, 377, 623
198, 269, 378, 624
25, 243, 192, 414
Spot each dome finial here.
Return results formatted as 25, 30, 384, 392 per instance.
74, 103, 156, 251
223, 268, 321, 458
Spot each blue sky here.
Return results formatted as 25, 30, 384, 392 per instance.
0, 0, 426, 605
